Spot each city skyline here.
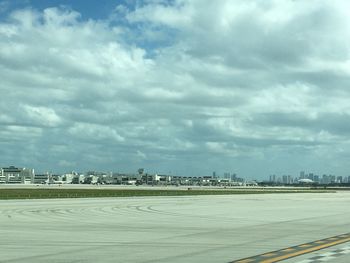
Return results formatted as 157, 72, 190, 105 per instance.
2, 164, 350, 186
1, 1, 350, 178
2, 164, 350, 184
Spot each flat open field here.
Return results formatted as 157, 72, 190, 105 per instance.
1, 192, 350, 262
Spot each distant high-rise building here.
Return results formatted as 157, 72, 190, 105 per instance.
330, 175, 336, 183
231, 173, 237, 181
271, 174, 276, 182
336, 176, 343, 183
282, 175, 288, 184
308, 173, 314, 181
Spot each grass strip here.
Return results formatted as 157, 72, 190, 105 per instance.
0, 188, 333, 200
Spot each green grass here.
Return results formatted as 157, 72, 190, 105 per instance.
0, 188, 333, 200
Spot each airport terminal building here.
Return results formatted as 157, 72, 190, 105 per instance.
0, 166, 35, 184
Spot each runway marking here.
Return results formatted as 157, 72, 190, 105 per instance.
299, 244, 312, 248
294, 245, 350, 263
235, 259, 254, 263
261, 253, 277, 257
230, 233, 350, 263
314, 240, 326, 244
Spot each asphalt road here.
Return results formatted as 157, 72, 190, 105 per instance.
0, 192, 349, 263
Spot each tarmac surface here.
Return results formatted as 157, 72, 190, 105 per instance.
0, 192, 350, 263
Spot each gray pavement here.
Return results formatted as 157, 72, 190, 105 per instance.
0, 192, 350, 263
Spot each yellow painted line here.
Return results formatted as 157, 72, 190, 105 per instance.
314, 240, 326, 244
299, 244, 312, 247
259, 236, 350, 263
281, 248, 295, 252
261, 253, 277, 257
235, 259, 254, 263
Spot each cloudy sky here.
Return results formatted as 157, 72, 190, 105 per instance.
1, 0, 350, 178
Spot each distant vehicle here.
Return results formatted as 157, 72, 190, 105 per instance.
45, 180, 64, 185
245, 181, 258, 186
298, 179, 314, 184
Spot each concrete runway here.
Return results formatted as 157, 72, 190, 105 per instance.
1, 192, 350, 263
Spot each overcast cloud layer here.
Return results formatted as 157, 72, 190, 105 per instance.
1, 0, 350, 178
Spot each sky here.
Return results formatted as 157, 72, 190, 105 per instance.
1, 0, 350, 178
